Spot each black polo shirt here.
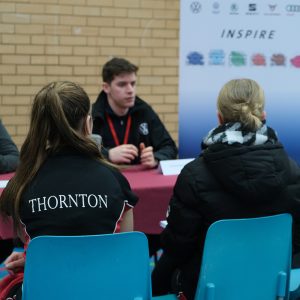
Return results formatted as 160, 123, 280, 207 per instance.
20, 149, 138, 239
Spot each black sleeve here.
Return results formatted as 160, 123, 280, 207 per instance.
147, 106, 178, 161
0, 120, 19, 173
161, 166, 205, 265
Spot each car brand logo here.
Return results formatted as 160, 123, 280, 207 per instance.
249, 3, 257, 11
286, 5, 300, 12
213, 2, 220, 10
231, 3, 239, 12
190, 2, 202, 13
268, 4, 277, 11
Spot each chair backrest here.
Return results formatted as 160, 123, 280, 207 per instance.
22, 232, 151, 300
194, 214, 292, 300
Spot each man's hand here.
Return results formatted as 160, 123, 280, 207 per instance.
4, 251, 25, 274
108, 144, 138, 164
139, 143, 158, 169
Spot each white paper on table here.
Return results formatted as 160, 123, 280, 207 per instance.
0, 180, 8, 188
158, 158, 194, 176
160, 220, 168, 229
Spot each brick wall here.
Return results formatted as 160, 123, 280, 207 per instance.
0, 0, 179, 148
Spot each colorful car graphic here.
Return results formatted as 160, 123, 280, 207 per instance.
251, 53, 266, 66
229, 51, 246, 66
209, 49, 225, 65
291, 56, 300, 68
187, 52, 204, 65
271, 54, 286, 66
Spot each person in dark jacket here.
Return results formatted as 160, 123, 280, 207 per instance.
0, 120, 19, 263
152, 78, 300, 299
92, 57, 178, 169
0, 119, 19, 174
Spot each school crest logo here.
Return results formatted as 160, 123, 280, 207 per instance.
139, 123, 149, 135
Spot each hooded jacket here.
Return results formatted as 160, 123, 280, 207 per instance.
159, 138, 300, 299
92, 91, 177, 163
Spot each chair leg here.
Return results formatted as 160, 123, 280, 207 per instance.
276, 271, 287, 300
205, 283, 215, 300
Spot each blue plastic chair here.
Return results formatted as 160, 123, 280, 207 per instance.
194, 214, 292, 300
22, 232, 151, 300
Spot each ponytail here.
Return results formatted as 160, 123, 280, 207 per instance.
217, 79, 265, 131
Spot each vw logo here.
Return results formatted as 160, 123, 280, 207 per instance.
268, 4, 277, 11
286, 4, 300, 12
190, 2, 202, 13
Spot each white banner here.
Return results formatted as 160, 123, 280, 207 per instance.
179, 1, 300, 162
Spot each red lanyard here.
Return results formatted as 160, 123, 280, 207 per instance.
106, 112, 132, 146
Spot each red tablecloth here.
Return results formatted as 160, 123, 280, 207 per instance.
0, 173, 15, 240
122, 168, 177, 234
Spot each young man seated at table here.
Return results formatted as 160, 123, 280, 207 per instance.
92, 57, 178, 169
92, 57, 178, 257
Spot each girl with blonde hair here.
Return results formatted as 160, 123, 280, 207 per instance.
152, 78, 300, 299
